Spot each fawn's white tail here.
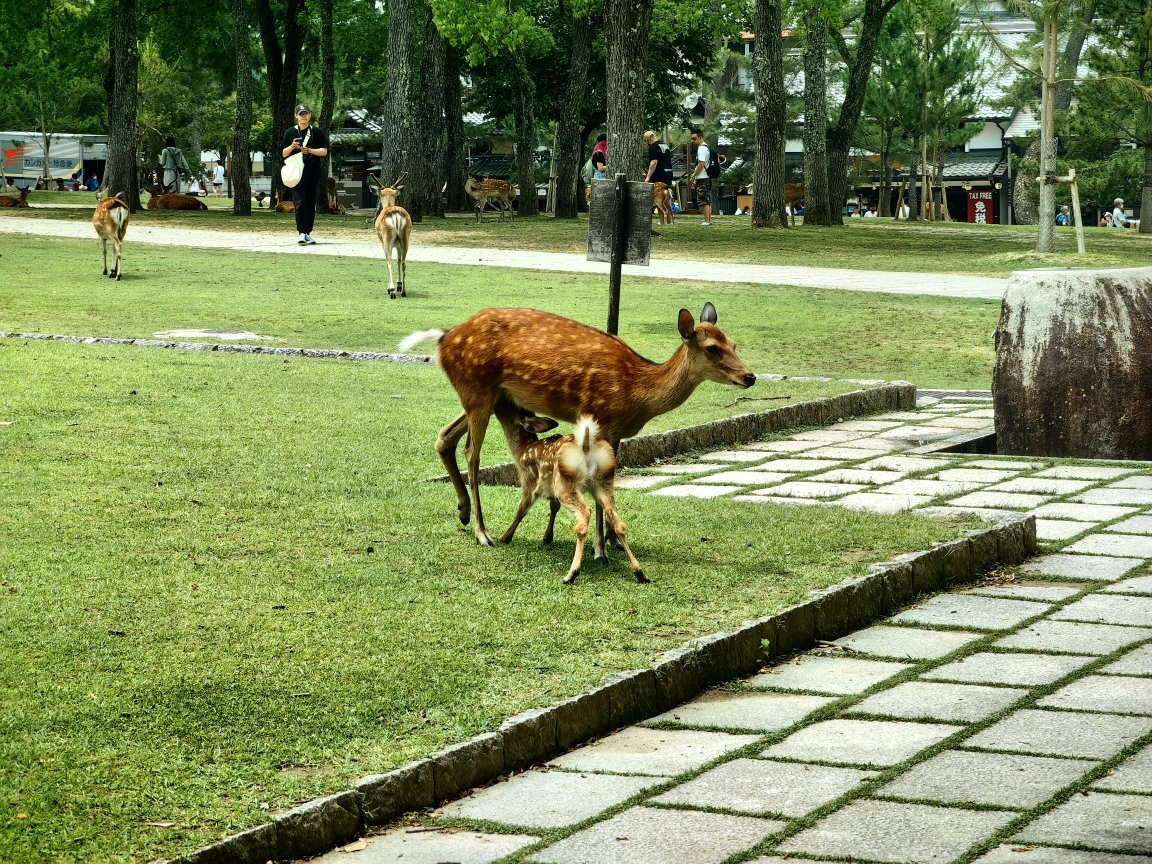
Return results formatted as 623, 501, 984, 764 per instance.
399, 329, 447, 352
563, 416, 609, 476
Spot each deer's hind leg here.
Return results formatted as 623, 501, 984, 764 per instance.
542, 498, 561, 544
558, 486, 591, 584
594, 482, 646, 583
463, 406, 495, 546
384, 243, 397, 299
437, 412, 471, 525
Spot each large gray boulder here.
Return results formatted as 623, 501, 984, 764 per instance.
995, 267, 1152, 459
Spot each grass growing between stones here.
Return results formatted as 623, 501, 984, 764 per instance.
0, 232, 999, 388
0, 338, 972, 863
6, 205, 1152, 277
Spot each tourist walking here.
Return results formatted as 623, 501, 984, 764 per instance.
159, 137, 192, 193
280, 104, 329, 245
689, 128, 713, 226
213, 160, 226, 198
643, 131, 673, 186
591, 134, 607, 180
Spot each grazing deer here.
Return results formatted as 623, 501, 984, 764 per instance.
500, 411, 646, 584
653, 182, 674, 225
272, 188, 295, 213
144, 182, 208, 211
0, 187, 29, 208
399, 303, 755, 552
371, 174, 412, 299
784, 183, 804, 226
93, 192, 130, 280
464, 176, 516, 223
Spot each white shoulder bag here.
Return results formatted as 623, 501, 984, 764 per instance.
281, 128, 311, 188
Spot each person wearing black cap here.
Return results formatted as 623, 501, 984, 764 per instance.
280, 104, 329, 245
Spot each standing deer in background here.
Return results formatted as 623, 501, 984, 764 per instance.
399, 304, 755, 554
0, 187, 29, 207
464, 176, 516, 223
371, 174, 412, 299
499, 411, 646, 584
653, 182, 674, 225
92, 192, 129, 280
784, 183, 804, 226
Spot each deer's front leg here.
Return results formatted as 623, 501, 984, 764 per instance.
499, 488, 536, 544
437, 412, 471, 525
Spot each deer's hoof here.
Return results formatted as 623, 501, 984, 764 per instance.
542, 533, 554, 545
612, 538, 626, 552
634, 569, 649, 584
594, 553, 609, 567
564, 569, 579, 584
476, 531, 495, 548
498, 532, 513, 544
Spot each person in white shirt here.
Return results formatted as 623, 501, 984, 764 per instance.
188, 178, 202, 195
689, 128, 713, 226
213, 161, 226, 198
1112, 198, 1128, 228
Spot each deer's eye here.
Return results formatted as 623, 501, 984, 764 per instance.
706, 345, 720, 355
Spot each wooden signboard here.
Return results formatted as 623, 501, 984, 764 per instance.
587, 178, 653, 265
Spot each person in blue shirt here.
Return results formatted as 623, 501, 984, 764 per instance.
1055, 205, 1069, 226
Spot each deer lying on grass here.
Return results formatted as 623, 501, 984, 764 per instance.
93, 192, 129, 280
370, 174, 412, 299
653, 182, 674, 225
785, 183, 804, 226
144, 182, 208, 211
0, 187, 29, 207
464, 177, 516, 223
400, 303, 755, 554
500, 411, 646, 584
272, 189, 295, 213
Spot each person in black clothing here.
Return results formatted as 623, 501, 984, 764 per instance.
643, 131, 673, 186
280, 104, 329, 245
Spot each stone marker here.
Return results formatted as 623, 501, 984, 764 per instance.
994, 267, 1152, 459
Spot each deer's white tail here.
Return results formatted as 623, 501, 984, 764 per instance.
398, 329, 447, 352
110, 205, 128, 231
563, 416, 609, 477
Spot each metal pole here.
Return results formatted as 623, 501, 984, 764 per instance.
607, 172, 627, 335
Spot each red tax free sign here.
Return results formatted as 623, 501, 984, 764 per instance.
968, 189, 993, 224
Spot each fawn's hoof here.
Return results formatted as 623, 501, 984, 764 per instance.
634, 569, 649, 584
564, 568, 579, 584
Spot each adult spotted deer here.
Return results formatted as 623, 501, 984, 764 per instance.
653, 182, 674, 225
400, 303, 755, 553
144, 182, 208, 211
785, 183, 804, 226
500, 412, 645, 584
0, 187, 29, 207
93, 192, 130, 280
370, 174, 412, 299
464, 176, 515, 223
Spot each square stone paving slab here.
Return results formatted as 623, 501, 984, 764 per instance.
1078, 488, 1152, 506
768, 481, 867, 499
734, 495, 826, 507
937, 468, 1022, 483
808, 468, 905, 484
1102, 575, 1152, 595
923, 652, 1091, 686
879, 749, 1097, 808
527, 806, 783, 864
750, 655, 911, 695
746, 440, 820, 452
996, 620, 1152, 655
1038, 466, 1137, 480
966, 459, 1048, 470
1038, 519, 1096, 540
875, 411, 929, 421
832, 625, 983, 659
920, 505, 1021, 522
881, 478, 984, 498
836, 419, 906, 431
978, 844, 1152, 864
851, 681, 1026, 723
1093, 743, 1152, 792
1101, 644, 1152, 676
1020, 554, 1144, 581
1033, 503, 1139, 522
1039, 675, 1152, 715
891, 594, 1051, 631
924, 416, 995, 429
970, 583, 1082, 602
644, 689, 833, 732
837, 492, 934, 513
948, 491, 1052, 510
615, 475, 673, 490
777, 799, 1015, 864
702, 450, 772, 463
688, 470, 793, 486
790, 429, 873, 443
761, 718, 962, 767
876, 425, 956, 442
548, 726, 759, 776
1114, 475, 1152, 489
990, 477, 1095, 495
1054, 593, 1152, 627
651, 757, 873, 817
650, 484, 741, 499
1109, 516, 1152, 535
802, 444, 901, 459
964, 708, 1152, 758
756, 458, 844, 472
651, 462, 728, 474
1013, 791, 1152, 853
859, 455, 955, 472
441, 770, 658, 829
320, 827, 539, 864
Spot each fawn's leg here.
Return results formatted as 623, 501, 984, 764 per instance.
437, 412, 471, 525
559, 488, 591, 584
499, 488, 536, 544
595, 484, 647, 583
542, 498, 560, 544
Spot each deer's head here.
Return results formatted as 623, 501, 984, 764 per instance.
678, 303, 756, 390
372, 174, 406, 209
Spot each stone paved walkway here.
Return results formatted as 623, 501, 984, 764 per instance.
0, 216, 1007, 299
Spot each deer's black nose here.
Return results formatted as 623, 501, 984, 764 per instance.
743, 373, 757, 388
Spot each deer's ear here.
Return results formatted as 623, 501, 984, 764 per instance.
678, 308, 696, 340
523, 416, 558, 433
701, 302, 718, 324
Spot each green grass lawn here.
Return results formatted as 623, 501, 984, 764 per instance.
0, 337, 977, 863
0, 233, 998, 389
19, 189, 237, 209
6, 200, 1152, 276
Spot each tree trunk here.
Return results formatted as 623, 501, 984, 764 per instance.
230, 0, 252, 215
878, 126, 890, 217
554, 13, 592, 219
1056, 4, 1094, 111
604, 0, 656, 179
826, 0, 891, 225
511, 49, 539, 217
255, 0, 307, 204
105, 0, 140, 210
417, 6, 447, 218
1037, 14, 1057, 252
751, 0, 787, 227
381, 0, 414, 209
802, 5, 830, 226
443, 45, 468, 212
1014, 137, 1040, 225
906, 144, 919, 220
317, 0, 335, 213
1142, 142, 1152, 235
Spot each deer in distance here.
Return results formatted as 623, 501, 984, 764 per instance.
0, 187, 29, 207
464, 176, 516, 223
370, 174, 412, 299
399, 303, 755, 559
499, 411, 646, 584
144, 181, 208, 210
92, 192, 130, 280
653, 182, 674, 224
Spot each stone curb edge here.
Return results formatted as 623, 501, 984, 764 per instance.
430, 382, 918, 487
171, 511, 1035, 864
